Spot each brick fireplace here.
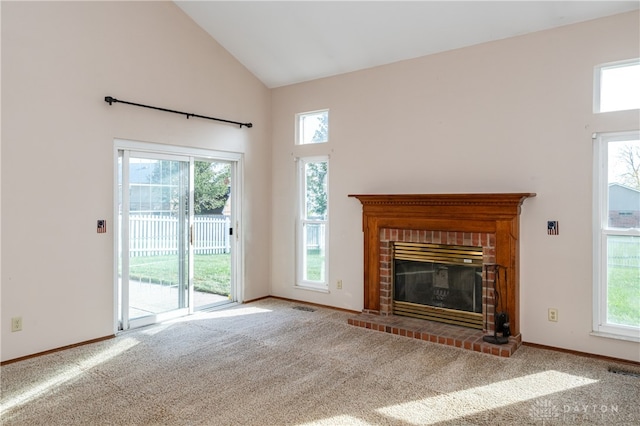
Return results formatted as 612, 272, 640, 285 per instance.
348, 193, 535, 356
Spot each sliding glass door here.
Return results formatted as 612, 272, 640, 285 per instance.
116, 143, 240, 330
192, 160, 233, 310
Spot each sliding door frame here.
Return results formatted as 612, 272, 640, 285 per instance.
113, 139, 244, 332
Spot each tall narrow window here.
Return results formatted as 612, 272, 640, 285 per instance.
593, 131, 640, 340
594, 59, 640, 113
297, 156, 329, 289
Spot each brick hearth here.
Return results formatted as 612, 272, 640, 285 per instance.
348, 313, 521, 357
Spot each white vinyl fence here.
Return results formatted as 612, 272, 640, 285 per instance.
305, 223, 325, 252
128, 214, 230, 257
608, 237, 640, 269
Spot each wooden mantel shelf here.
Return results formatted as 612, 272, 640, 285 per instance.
349, 193, 535, 218
349, 193, 536, 336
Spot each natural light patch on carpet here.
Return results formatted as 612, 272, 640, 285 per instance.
377, 370, 598, 425
0, 337, 139, 414
139, 322, 174, 335
138, 306, 274, 335
299, 415, 373, 425
156, 306, 274, 328
198, 306, 273, 319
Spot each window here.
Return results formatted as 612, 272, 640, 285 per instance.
594, 59, 640, 113
593, 131, 640, 340
297, 156, 328, 290
296, 110, 329, 145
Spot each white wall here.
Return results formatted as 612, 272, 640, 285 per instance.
271, 11, 640, 361
1, 2, 272, 362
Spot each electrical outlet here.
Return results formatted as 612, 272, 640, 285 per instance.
548, 308, 558, 322
11, 316, 22, 332
337, 280, 343, 290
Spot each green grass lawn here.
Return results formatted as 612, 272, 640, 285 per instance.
305, 249, 325, 281
129, 254, 230, 296
607, 236, 640, 327
128, 251, 325, 294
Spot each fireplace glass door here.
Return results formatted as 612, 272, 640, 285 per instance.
393, 243, 483, 329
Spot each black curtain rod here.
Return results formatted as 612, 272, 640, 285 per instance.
104, 96, 252, 128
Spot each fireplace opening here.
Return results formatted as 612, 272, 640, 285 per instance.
393, 242, 484, 329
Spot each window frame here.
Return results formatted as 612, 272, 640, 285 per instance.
594, 58, 640, 113
296, 155, 329, 291
295, 109, 329, 145
592, 130, 640, 341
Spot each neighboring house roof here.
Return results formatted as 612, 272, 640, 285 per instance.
609, 183, 640, 211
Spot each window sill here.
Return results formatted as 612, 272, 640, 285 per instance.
590, 330, 640, 343
294, 284, 330, 294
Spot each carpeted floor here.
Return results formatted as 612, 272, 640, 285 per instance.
1, 298, 639, 425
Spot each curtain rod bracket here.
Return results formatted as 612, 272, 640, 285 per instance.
104, 96, 252, 128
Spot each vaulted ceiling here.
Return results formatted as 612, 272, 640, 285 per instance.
175, 1, 639, 88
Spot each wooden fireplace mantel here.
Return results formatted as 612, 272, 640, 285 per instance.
349, 193, 536, 336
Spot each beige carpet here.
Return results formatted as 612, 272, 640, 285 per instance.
1, 298, 639, 425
